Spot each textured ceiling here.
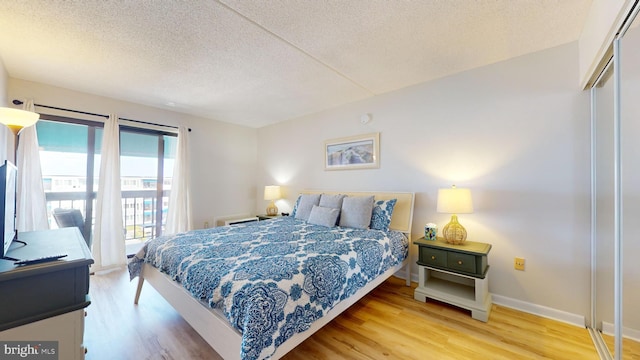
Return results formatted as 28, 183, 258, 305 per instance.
0, 0, 592, 128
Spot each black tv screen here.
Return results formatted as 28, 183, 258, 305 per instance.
0, 160, 17, 258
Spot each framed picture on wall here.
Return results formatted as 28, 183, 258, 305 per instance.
324, 132, 379, 170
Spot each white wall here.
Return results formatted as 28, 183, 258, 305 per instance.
8, 78, 258, 230
257, 42, 592, 319
0, 57, 10, 162
0, 58, 7, 105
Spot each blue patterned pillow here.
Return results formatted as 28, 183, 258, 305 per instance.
370, 198, 397, 231
290, 195, 302, 217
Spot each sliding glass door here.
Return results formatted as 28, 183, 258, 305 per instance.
119, 128, 176, 243
37, 117, 101, 242
36, 116, 176, 251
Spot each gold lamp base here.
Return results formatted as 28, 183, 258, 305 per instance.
442, 214, 467, 245
266, 200, 278, 216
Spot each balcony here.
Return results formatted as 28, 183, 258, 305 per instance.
45, 190, 169, 255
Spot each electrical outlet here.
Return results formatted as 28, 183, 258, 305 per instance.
514, 257, 525, 271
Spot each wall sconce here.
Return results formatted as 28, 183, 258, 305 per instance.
264, 185, 281, 216
437, 185, 473, 244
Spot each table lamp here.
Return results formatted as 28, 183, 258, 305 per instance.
0, 107, 40, 162
436, 185, 473, 244
264, 185, 281, 216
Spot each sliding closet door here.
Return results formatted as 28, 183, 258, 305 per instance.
594, 64, 615, 355
620, 15, 640, 359
590, 7, 640, 359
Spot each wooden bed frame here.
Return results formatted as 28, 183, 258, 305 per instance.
134, 190, 415, 359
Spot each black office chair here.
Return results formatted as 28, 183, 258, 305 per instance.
52, 208, 92, 250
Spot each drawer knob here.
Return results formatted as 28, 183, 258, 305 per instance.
431, 255, 436, 260
457, 260, 463, 265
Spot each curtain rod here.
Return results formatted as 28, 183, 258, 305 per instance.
12, 99, 191, 132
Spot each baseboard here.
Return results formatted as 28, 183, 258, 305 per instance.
602, 321, 640, 342
393, 268, 412, 284
399, 267, 586, 328
491, 294, 586, 327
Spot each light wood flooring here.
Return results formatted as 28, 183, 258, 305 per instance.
85, 268, 634, 359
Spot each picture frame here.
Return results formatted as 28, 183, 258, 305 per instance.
324, 132, 379, 170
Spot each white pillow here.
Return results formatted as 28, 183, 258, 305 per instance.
339, 195, 374, 229
319, 193, 346, 210
293, 194, 321, 221
307, 205, 340, 227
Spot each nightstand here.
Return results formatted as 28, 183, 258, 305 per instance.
413, 236, 492, 322
257, 214, 281, 220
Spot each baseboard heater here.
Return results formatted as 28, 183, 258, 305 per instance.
224, 217, 259, 226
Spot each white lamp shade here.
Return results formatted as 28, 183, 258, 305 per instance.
264, 185, 281, 201
436, 186, 473, 214
0, 107, 40, 131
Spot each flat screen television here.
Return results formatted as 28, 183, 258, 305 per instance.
0, 160, 17, 258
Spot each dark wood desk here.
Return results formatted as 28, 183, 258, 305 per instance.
0, 227, 93, 331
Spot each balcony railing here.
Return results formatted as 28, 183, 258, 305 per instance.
45, 190, 169, 244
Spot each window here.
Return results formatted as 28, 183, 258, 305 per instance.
119, 129, 176, 241
36, 115, 177, 247
37, 118, 99, 241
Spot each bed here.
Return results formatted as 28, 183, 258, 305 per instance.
129, 190, 415, 359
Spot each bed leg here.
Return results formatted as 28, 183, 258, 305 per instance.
134, 275, 145, 304
405, 262, 411, 286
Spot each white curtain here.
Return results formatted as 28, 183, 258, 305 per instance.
16, 100, 48, 231
0, 125, 8, 163
93, 114, 125, 271
165, 126, 191, 234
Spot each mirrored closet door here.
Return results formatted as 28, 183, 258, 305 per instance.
619, 12, 640, 360
592, 53, 614, 358
591, 7, 640, 360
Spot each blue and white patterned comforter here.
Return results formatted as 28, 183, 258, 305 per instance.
128, 217, 408, 360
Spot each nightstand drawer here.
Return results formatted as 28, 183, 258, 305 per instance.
419, 247, 447, 267
414, 237, 491, 278
447, 252, 476, 274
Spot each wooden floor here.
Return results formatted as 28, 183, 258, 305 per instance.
85, 268, 629, 360
603, 334, 640, 359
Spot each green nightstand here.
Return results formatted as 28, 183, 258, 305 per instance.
413, 237, 492, 322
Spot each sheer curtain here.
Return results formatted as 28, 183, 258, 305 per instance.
165, 126, 191, 234
93, 114, 125, 271
0, 125, 8, 163
16, 99, 48, 231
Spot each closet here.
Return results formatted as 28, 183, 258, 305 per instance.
590, 8, 640, 360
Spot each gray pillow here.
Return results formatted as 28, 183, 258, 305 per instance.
318, 193, 346, 226
339, 195, 375, 229
307, 205, 340, 227
319, 193, 346, 210
293, 194, 321, 221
